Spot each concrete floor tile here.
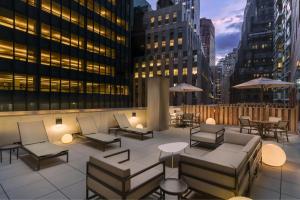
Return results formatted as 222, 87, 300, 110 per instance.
250, 185, 280, 199
6, 179, 57, 199
61, 180, 86, 199
252, 173, 281, 192
281, 180, 300, 198
1, 172, 44, 191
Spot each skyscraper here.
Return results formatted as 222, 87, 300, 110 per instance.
231, 0, 274, 103
133, 1, 210, 107
0, 0, 132, 111
200, 18, 215, 66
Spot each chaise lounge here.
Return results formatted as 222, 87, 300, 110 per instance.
113, 113, 154, 140
77, 116, 121, 151
17, 121, 69, 170
179, 132, 262, 199
86, 149, 165, 199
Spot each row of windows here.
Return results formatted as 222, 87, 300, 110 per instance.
0, 9, 126, 46
73, 0, 128, 30
0, 73, 128, 95
146, 38, 183, 49
150, 12, 177, 26
134, 68, 198, 78
0, 40, 115, 76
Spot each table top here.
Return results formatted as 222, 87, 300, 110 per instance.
0, 144, 20, 150
160, 178, 188, 195
251, 120, 276, 124
158, 142, 188, 153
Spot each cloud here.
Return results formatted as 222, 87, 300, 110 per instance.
215, 32, 241, 62
226, 21, 243, 31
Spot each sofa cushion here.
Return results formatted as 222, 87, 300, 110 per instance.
224, 132, 254, 146
200, 124, 224, 133
242, 136, 261, 154
216, 143, 244, 153
191, 132, 216, 144
202, 150, 248, 174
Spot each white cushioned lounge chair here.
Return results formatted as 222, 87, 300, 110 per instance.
113, 113, 154, 140
76, 116, 121, 151
17, 121, 69, 170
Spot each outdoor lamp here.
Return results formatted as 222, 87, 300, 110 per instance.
136, 124, 144, 129
262, 144, 286, 167
61, 134, 73, 144
206, 118, 216, 125
132, 112, 136, 117
56, 117, 62, 125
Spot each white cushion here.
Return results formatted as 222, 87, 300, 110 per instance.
114, 114, 132, 128
224, 132, 254, 146
216, 143, 244, 153
18, 121, 48, 145
77, 116, 98, 135
191, 132, 216, 144
24, 142, 67, 157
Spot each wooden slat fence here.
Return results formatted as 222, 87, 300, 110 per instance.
184, 104, 299, 133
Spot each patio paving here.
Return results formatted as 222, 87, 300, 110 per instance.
0, 127, 300, 199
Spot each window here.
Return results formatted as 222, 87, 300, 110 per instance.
149, 71, 153, 77
183, 68, 188, 76
0, 73, 13, 90
173, 69, 178, 76
192, 67, 197, 75
170, 39, 174, 47
0, 40, 36, 63
165, 70, 170, 76
157, 70, 162, 75
165, 14, 169, 23
134, 72, 139, 78
173, 12, 177, 22
178, 37, 183, 45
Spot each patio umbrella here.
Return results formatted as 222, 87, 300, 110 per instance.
233, 77, 295, 102
169, 83, 203, 112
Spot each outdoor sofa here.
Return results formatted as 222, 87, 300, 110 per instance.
179, 132, 262, 199
113, 113, 154, 140
77, 116, 121, 151
190, 124, 225, 148
17, 121, 69, 170
86, 149, 165, 199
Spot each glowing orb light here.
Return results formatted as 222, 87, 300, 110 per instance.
206, 118, 216, 125
136, 124, 144, 129
61, 134, 73, 144
228, 197, 252, 200
262, 144, 286, 167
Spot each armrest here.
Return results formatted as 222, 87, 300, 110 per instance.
104, 149, 130, 164
190, 125, 201, 135
215, 128, 225, 138
126, 161, 165, 180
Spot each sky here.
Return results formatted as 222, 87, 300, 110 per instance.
147, 0, 247, 63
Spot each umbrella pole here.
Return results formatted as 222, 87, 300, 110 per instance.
261, 86, 264, 103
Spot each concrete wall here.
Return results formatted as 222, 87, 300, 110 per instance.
0, 108, 147, 146
147, 77, 169, 131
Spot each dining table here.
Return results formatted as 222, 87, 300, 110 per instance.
251, 120, 277, 138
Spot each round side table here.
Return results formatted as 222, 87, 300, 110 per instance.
0, 144, 20, 164
160, 178, 188, 200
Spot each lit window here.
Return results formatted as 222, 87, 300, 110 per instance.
150, 61, 154, 67
173, 69, 178, 76
157, 70, 162, 75
165, 70, 170, 76
142, 72, 146, 78
178, 37, 183, 45
142, 63, 146, 68
183, 68, 188, 75
150, 17, 155, 23
170, 39, 174, 47
162, 40, 166, 47
165, 14, 169, 20
192, 67, 197, 75
0, 73, 13, 90
157, 60, 161, 67
149, 71, 153, 77
154, 42, 159, 49
134, 72, 139, 78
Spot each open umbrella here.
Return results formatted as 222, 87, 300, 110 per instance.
233, 77, 295, 102
169, 83, 203, 112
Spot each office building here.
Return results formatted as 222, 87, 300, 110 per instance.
0, 0, 132, 111
200, 18, 215, 66
133, 2, 210, 107
231, 0, 274, 103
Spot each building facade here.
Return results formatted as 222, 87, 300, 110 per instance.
0, 0, 132, 111
200, 18, 215, 66
231, 0, 274, 103
133, 2, 210, 107
273, 0, 292, 102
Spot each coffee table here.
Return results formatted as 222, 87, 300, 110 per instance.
0, 144, 20, 164
158, 142, 188, 168
160, 178, 188, 200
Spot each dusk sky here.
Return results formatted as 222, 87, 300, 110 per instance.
147, 0, 247, 63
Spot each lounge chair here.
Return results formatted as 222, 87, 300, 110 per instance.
113, 113, 154, 140
86, 149, 165, 199
76, 116, 121, 151
239, 116, 258, 134
17, 121, 68, 170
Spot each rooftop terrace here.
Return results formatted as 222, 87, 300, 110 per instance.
0, 126, 300, 199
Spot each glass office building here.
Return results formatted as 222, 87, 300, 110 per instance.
0, 0, 131, 111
